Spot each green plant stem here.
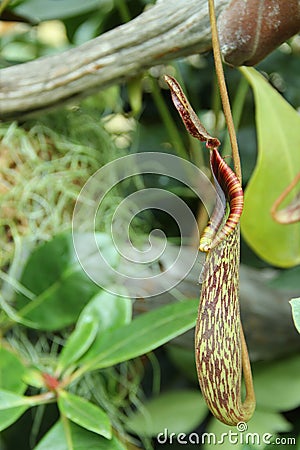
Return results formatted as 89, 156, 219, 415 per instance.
60, 413, 73, 449
208, 0, 242, 183
222, 76, 249, 157
60, 366, 87, 388
26, 391, 56, 406
0, 270, 35, 300
150, 76, 188, 159
116, 0, 131, 23
211, 72, 222, 135
0, 0, 10, 15
147, 352, 161, 396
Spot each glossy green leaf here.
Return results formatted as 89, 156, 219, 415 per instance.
290, 298, 300, 334
253, 353, 300, 411
0, 389, 35, 431
34, 420, 126, 450
15, 232, 118, 331
0, 406, 29, 432
126, 390, 207, 436
57, 292, 132, 372
82, 299, 198, 370
240, 67, 300, 267
22, 369, 45, 389
0, 347, 27, 394
57, 391, 111, 438
57, 318, 99, 373
0, 389, 34, 410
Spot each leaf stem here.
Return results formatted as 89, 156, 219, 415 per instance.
60, 414, 74, 450
116, 0, 131, 23
208, 0, 242, 183
25, 391, 56, 406
222, 76, 249, 157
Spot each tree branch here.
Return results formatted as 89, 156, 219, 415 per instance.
0, 0, 228, 119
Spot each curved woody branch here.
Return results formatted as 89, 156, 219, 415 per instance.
0, 0, 228, 119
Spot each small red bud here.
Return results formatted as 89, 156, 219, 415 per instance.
42, 372, 60, 391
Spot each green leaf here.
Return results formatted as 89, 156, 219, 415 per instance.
240, 67, 300, 267
0, 389, 35, 431
0, 389, 34, 410
253, 353, 300, 411
57, 318, 99, 373
34, 420, 126, 450
247, 410, 291, 436
290, 298, 300, 334
0, 347, 27, 394
15, 0, 110, 21
15, 232, 118, 331
57, 391, 111, 439
58, 291, 132, 372
22, 369, 45, 389
82, 299, 198, 370
0, 406, 29, 432
126, 390, 207, 436
166, 345, 198, 383
268, 265, 300, 291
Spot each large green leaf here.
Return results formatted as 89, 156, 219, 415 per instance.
290, 298, 300, 334
0, 389, 35, 410
240, 67, 300, 267
58, 291, 132, 372
126, 390, 207, 436
82, 299, 198, 370
57, 391, 111, 438
0, 347, 27, 394
253, 353, 300, 411
34, 420, 126, 450
57, 317, 99, 373
0, 389, 35, 431
15, 232, 118, 330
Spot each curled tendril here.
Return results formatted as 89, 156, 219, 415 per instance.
271, 172, 300, 225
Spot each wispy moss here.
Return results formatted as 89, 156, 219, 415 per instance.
0, 109, 121, 268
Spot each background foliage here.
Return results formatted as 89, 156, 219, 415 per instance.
0, 1, 300, 449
